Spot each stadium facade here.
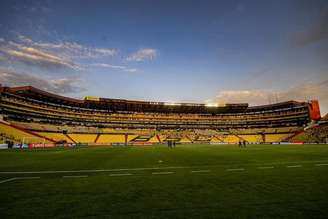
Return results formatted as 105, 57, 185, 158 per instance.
0, 85, 322, 147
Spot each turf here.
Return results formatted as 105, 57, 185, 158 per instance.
0, 144, 328, 218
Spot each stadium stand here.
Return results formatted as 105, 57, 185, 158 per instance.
291, 123, 328, 143
36, 132, 73, 143
96, 134, 126, 144
0, 121, 54, 144
68, 134, 98, 144
0, 85, 323, 145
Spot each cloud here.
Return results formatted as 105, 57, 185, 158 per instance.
290, 7, 328, 47
215, 90, 272, 104
2, 46, 80, 70
88, 63, 137, 72
0, 68, 86, 94
17, 35, 117, 59
214, 80, 328, 114
0, 38, 81, 70
127, 48, 158, 61
0, 35, 119, 71
1, 35, 157, 75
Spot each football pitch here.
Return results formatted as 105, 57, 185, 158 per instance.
1, 144, 328, 219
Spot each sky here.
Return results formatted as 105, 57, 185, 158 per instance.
0, 0, 327, 115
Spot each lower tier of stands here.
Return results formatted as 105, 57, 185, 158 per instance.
291, 123, 328, 143
0, 120, 298, 145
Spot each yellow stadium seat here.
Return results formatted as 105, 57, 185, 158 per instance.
223, 135, 240, 143
127, 135, 138, 142
68, 134, 97, 143
180, 136, 192, 143
97, 134, 126, 144
239, 135, 262, 143
265, 134, 291, 143
0, 122, 50, 144
37, 132, 74, 143
148, 135, 160, 143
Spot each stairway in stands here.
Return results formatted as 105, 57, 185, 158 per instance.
131, 135, 152, 143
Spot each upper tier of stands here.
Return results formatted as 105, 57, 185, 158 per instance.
0, 91, 311, 130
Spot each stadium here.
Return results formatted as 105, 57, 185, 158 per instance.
0, 85, 325, 146
1, 1, 328, 218
0, 86, 326, 147
1, 85, 328, 218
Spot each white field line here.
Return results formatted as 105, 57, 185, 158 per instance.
191, 170, 211, 173
0, 176, 40, 184
226, 168, 245, 172
0, 166, 194, 174
152, 172, 174, 175
315, 163, 328, 166
287, 165, 302, 168
109, 173, 133, 176
63, 175, 88, 178
1, 159, 328, 175
257, 166, 274, 169
0, 178, 17, 184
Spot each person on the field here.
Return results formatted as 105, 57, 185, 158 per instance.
238, 141, 242, 148
243, 140, 246, 147
168, 140, 172, 148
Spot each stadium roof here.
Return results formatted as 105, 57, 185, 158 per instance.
0, 85, 310, 114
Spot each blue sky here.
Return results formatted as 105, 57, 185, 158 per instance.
0, 0, 328, 114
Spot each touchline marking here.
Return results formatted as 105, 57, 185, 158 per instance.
63, 175, 88, 178
109, 173, 133, 176
0, 166, 195, 174
315, 163, 328, 166
191, 170, 211, 173
152, 172, 174, 175
1, 159, 328, 175
257, 166, 274, 169
287, 165, 302, 168
226, 168, 245, 171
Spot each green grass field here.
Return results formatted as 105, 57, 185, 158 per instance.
1, 144, 328, 219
